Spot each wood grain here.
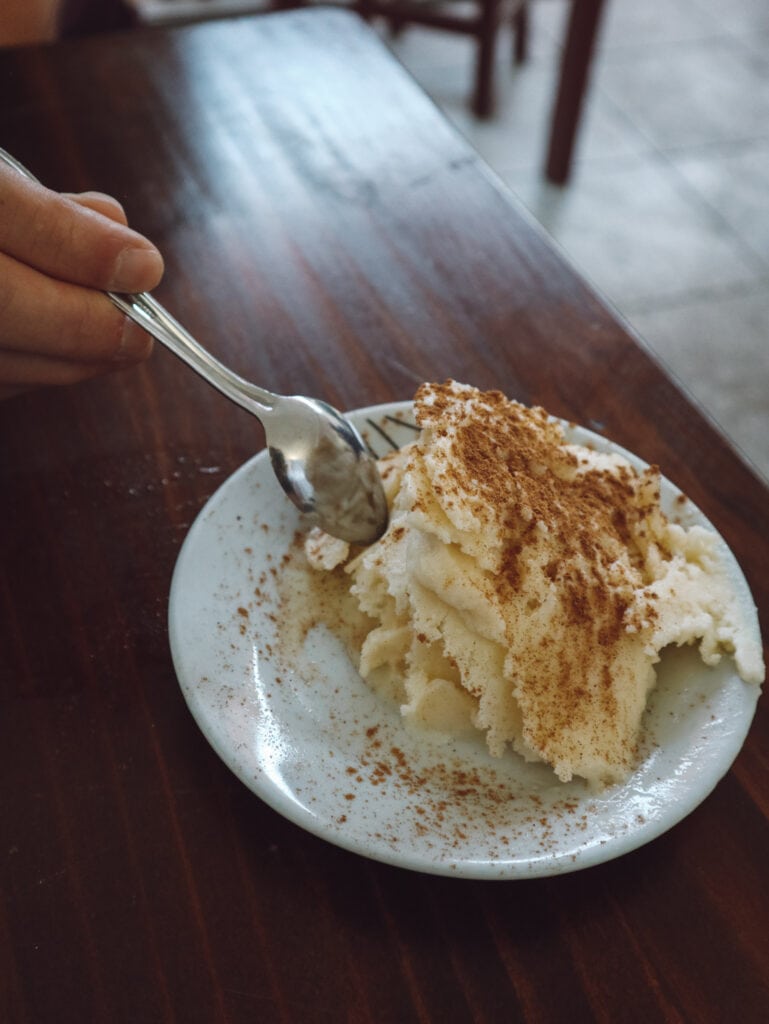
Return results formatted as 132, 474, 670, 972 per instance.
1, 10, 767, 1022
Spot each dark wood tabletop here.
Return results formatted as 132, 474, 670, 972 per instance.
1, 9, 767, 1023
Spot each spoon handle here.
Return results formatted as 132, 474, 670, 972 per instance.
108, 289, 275, 417
0, 146, 274, 419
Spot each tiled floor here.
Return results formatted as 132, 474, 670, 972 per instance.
385, 0, 769, 482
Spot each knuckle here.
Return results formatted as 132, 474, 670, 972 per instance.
37, 193, 125, 290
70, 292, 126, 360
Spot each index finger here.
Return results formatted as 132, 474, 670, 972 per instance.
0, 162, 164, 294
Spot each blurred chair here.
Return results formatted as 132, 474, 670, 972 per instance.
354, 0, 530, 119
127, 0, 528, 118
545, 0, 605, 184
126, 0, 606, 184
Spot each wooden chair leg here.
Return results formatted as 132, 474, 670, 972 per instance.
473, 0, 501, 118
512, 2, 529, 65
545, 0, 606, 184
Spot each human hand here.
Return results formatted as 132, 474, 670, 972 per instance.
0, 160, 164, 398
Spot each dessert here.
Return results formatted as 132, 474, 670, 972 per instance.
306, 381, 764, 787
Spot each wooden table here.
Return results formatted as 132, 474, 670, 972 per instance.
1, 10, 767, 1022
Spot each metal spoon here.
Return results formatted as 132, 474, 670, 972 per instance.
0, 148, 388, 544
106, 290, 388, 544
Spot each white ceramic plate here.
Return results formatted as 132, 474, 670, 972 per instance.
168, 401, 762, 879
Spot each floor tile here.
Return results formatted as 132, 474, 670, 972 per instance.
595, 36, 769, 150
522, 0, 569, 52
731, 28, 769, 63
692, 0, 769, 36
598, 0, 723, 50
502, 155, 764, 310
631, 287, 769, 480
671, 140, 769, 264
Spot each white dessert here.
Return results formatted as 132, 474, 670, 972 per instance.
307, 381, 764, 787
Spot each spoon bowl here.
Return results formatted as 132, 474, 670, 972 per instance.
265, 394, 388, 543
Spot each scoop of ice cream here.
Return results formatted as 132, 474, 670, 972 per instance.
307, 381, 764, 786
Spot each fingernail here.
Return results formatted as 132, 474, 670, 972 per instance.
117, 318, 154, 362
111, 247, 164, 291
